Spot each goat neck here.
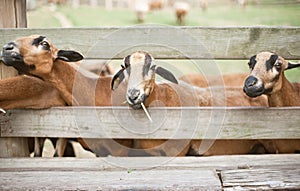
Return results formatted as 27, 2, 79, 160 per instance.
268, 74, 300, 107
42, 59, 124, 106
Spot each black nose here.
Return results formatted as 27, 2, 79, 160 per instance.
3, 42, 16, 51
244, 76, 258, 88
128, 89, 140, 103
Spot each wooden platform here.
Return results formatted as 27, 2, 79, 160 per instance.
0, 154, 299, 190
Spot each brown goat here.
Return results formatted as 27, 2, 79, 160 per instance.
243, 51, 300, 153
112, 51, 269, 156
173, 2, 190, 25
149, 0, 164, 10
1, 35, 133, 157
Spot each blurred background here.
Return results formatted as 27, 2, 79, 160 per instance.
26, 0, 300, 27
26, 0, 300, 82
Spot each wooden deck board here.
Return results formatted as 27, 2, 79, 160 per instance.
0, 170, 221, 190
0, 155, 299, 190
222, 168, 300, 190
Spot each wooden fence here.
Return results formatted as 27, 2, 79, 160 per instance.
0, 26, 300, 190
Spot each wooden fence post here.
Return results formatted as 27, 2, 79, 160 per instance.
0, 0, 30, 157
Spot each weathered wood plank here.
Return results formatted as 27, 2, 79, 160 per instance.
0, 155, 299, 172
0, 0, 29, 158
0, 169, 221, 190
0, 0, 27, 28
222, 168, 300, 190
1, 155, 299, 190
0, 27, 299, 59
1, 107, 300, 139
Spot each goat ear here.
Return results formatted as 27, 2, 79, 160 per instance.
154, 66, 178, 84
57, 50, 84, 62
286, 61, 300, 70
111, 68, 125, 90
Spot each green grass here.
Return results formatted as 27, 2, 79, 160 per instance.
58, 6, 137, 26
187, 5, 300, 26
27, 6, 61, 27
28, 4, 300, 27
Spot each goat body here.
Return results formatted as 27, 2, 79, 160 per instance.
0, 75, 65, 109
179, 73, 248, 87
174, 2, 190, 25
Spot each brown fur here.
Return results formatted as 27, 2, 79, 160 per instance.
0, 75, 65, 109
179, 73, 268, 106
179, 73, 248, 87
149, 0, 163, 10
175, 9, 188, 25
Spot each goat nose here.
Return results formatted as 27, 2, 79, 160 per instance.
244, 76, 258, 88
3, 43, 15, 51
128, 89, 140, 102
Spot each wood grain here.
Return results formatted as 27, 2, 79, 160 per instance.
1, 107, 299, 139
0, 0, 28, 158
1, 155, 299, 190
222, 168, 300, 190
0, 27, 299, 60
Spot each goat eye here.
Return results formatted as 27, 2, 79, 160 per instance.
40, 41, 50, 49
274, 61, 282, 69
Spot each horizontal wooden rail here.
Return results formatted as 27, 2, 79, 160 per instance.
1, 106, 299, 139
0, 26, 299, 60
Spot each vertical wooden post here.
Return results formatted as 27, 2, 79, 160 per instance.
0, 0, 30, 157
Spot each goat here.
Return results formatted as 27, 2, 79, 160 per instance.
243, 51, 300, 153
200, 0, 208, 11
1, 35, 132, 157
173, 2, 190, 25
149, 0, 164, 10
134, 1, 149, 23
111, 51, 269, 156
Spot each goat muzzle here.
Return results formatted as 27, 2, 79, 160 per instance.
126, 88, 146, 110
243, 76, 265, 97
